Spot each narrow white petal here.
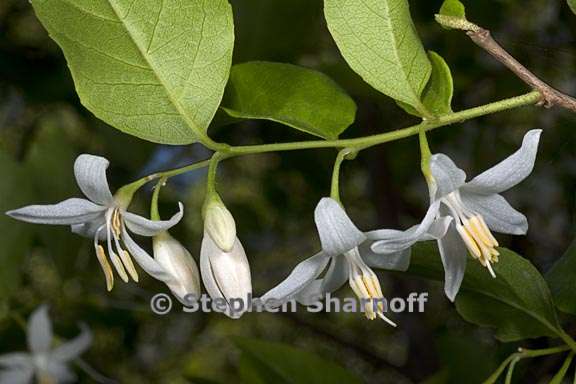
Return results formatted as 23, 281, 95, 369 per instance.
121, 227, 174, 283
70, 217, 107, 240
261, 252, 330, 302
462, 129, 542, 195
369, 201, 442, 253
0, 353, 31, 368
6, 199, 106, 225
460, 192, 528, 235
430, 154, 467, 199
51, 324, 92, 362
44, 361, 76, 383
314, 198, 365, 256
124, 203, 184, 237
295, 280, 324, 305
438, 225, 468, 302
74, 154, 114, 205
27, 305, 53, 355
320, 255, 349, 294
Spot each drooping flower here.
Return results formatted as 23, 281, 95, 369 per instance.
370, 129, 542, 301
200, 199, 252, 318
0, 305, 92, 384
153, 231, 201, 305
261, 198, 447, 324
6, 154, 181, 290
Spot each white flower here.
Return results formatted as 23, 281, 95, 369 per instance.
371, 129, 542, 301
6, 154, 182, 291
262, 198, 438, 324
0, 305, 92, 384
200, 204, 252, 318
153, 231, 201, 305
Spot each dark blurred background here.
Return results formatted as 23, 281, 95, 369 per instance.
0, 0, 575, 383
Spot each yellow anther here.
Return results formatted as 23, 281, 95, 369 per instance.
111, 209, 122, 237
109, 251, 129, 283
456, 224, 482, 259
96, 245, 114, 291
120, 250, 139, 282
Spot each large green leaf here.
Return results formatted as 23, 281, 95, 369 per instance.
408, 243, 563, 342
546, 240, 576, 316
324, 0, 431, 116
397, 51, 453, 118
569, 0, 576, 15
221, 61, 357, 140
31, 0, 234, 144
234, 338, 362, 384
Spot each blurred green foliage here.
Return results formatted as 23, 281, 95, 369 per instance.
0, 0, 575, 383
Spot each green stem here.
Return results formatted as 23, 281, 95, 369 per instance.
418, 127, 433, 183
122, 91, 541, 193
482, 345, 571, 384
330, 149, 352, 202
150, 177, 166, 221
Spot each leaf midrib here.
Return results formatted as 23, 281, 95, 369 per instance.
105, 0, 208, 142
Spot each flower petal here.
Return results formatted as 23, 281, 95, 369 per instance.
369, 201, 442, 253
124, 203, 184, 237
438, 224, 468, 302
51, 324, 92, 362
71, 217, 107, 240
460, 192, 528, 235
27, 305, 52, 355
0, 353, 31, 368
261, 252, 330, 303
44, 361, 76, 383
462, 129, 542, 195
295, 279, 324, 305
0, 368, 34, 384
121, 228, 174, 283
6, 199, 106, 225
430, 154, 467, 199
314, 198, 365, 256
361, 245, 411, 272
320, 255, 349, 294
74, 154, 114, 205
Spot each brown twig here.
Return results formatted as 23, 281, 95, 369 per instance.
436, 15, 576, 113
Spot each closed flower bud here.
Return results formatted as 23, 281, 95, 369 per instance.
204, 200, 236, 252
153, 232, 201, 304
200, 233, 252, 318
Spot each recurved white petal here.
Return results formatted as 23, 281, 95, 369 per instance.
27, 305, 52, 355
369, 201, 442, 253
121, 228, 174, 283
70, 218, 107, 240
438, 224, 468, 302
51, 325, 92, 363
320, 255, 349, 294
261, 252, 330, 303
462, 130, 542, 195
430, 154, 467, 199
460, 192, 528, 235
74, 154, 114, 205
6, 198, 106, 225
124, 203, 184, 237
314, 198, 365, 256
43, 361, 76, 384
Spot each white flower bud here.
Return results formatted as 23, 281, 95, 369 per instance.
200, 233, 252, 318
204, 200, 236, 252
153, 232, 201, 305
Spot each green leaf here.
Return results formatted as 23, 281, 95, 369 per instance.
234, 338, 362, 384
569, 0, 576, 15
397, 51, 453, 117
546, 240, 576, 316
30, 0, 234, 144
221, 62, 356, 140
439, 0, 466, 19
409, 243, 563, 342
324, 0, 432, 117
